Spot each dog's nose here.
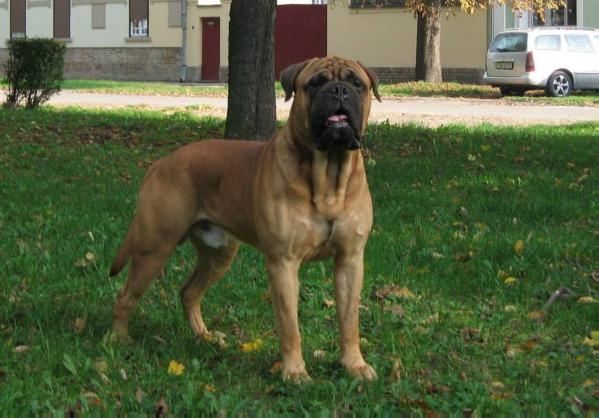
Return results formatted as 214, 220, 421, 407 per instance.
329, 83, 349, 102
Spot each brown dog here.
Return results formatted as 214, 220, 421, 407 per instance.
108, 56, 381, 382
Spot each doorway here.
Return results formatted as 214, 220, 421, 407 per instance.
201, 17, 220, 81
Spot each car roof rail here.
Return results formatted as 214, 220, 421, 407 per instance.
532, 26, 598, 31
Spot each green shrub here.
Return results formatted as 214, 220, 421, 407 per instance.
3, 38, 66, 109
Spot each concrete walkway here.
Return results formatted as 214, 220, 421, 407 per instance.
6, 90, 599, 126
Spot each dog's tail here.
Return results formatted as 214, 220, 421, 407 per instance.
109, 224, 133, 277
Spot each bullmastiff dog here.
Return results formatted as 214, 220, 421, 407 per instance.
108, 56, 381, 382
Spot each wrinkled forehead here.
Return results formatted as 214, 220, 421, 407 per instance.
298, 56, 367, 84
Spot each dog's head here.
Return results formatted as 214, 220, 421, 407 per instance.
281, 56, 380, 152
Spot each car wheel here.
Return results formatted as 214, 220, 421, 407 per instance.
546, 71, 572, 97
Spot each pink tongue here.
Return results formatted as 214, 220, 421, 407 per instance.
327, 114, 348, 124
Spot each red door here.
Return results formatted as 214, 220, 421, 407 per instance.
275, 5, 327, 79
201, 17, 220, 81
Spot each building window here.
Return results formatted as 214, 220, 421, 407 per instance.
92, 4, 105, 29
130, 0, 149, 37
53, 0, 71, 38
532, 0, 577, 27
10, 0, 26, 38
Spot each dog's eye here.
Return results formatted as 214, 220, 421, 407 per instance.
353, 78, 364, 89
307, 77, 326, 90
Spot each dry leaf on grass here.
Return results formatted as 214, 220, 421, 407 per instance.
270, 361, 283, 375
135, 387, 146, 403
72, 316, 87, 334
577, 296, 597, 304
240, 338, 264, 353
155, 397, 169, 417
167, 360, 185, 376
390, 358, 402, 382
13, 345, 30, 353
372, 285, 415, 301
513, 240, 525, 255
322, 299, 335, 308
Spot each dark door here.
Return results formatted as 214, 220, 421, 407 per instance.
53, 0, 71, 39
201, 17, 220, 81
10, 0, 26, 37
275, 5, 327, 79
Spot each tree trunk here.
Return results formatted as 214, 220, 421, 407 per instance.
416, 0, 442, 83
225, 0, 277, 140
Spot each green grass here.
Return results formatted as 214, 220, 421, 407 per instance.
0, 107, 597, 415
3, 78, 598, 105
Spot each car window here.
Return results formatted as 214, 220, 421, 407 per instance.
490, 33, 527, 53
565, 35, 594, 52
535, 35, 561, 50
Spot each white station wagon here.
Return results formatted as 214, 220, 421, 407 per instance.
483, 27, 599, 97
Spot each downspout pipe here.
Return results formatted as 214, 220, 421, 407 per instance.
180, 0, 187, 82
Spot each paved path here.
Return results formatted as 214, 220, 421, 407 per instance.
6, 91, 599, 126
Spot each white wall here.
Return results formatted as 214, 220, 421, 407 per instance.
0, 5, 9, 45
27, 6, 53, 38
70, 3, 129, 47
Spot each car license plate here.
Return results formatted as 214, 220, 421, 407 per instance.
495, 61, 513, 70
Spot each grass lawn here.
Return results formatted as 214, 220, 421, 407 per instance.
0, 107, 597, 415
4, 79, 591, 106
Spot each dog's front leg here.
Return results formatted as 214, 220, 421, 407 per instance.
334, 250, 377, 380
266, 258, 310, 383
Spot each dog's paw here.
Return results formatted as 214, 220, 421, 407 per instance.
344, 361, 377, 381
102, 330, 133, 346
282, 364, 312, 384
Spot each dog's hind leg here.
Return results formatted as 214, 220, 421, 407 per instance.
180, 236, 239, 340
109, 240, 177, 342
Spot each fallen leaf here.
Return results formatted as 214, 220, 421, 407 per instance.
120, 368, 128, 381
82, 391, 102, 408
577, 296, 597, 304
513, 240, 525, 255
372, 285, 416, 301
94, 359, 108, 373
506, 345, 523, 358
527, 310, 545, 323
135, 387, 146, 403
503, 305, 517, 312
323, 299, 335, 308
521, 338, 540, 351
72, 316, 87, 334
503, 277, 518, 286
422, 313, 439, 325
167, 360, 185, 376
204, 384, 217, 393
460, 327, 481, 342
270, 361, 283, 375
387, 304, 405, 318
85, 252, 96, 262
454, 251, 475, 262
390, 358, 402, 382
240, 338, 264, 353
155, 397, 169, 417
582, 379, 594, 388
152, 335, 166, 344
313, 350, 326, 360
13, 345, 30, 353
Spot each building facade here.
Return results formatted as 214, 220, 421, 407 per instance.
0, 0, 597, 83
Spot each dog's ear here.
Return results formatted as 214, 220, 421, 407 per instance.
280, 59, 314, 102
357, 61, 381, 102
